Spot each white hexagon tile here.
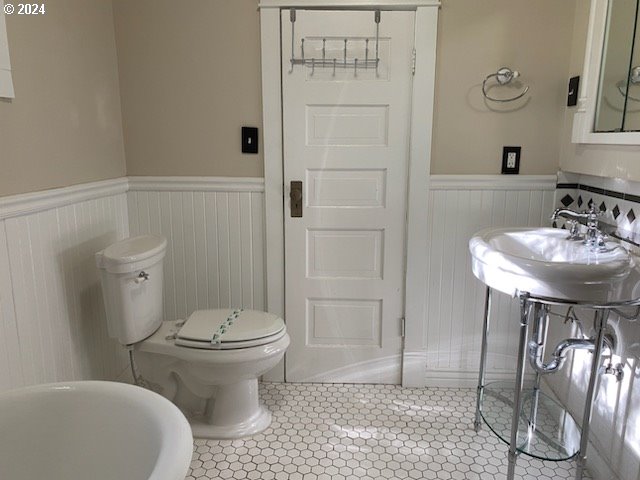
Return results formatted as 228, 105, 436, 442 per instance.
185, 383, 591, 480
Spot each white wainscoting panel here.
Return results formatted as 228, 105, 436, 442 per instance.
0, 180, 129, 392
127, 177, 266, 322
424, 175, 557, 385
0, 174, 556, 392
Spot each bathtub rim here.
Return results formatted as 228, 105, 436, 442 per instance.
0, 380, 193, 480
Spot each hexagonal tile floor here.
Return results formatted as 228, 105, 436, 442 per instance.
186, 383, 591, 480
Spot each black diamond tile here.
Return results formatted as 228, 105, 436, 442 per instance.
560, 194, 574, 207
599, 201, 606, 212
613, 205, 621, 219
577, 196, 583, 207
628, 209, 636, 223
588, 198, 594, 209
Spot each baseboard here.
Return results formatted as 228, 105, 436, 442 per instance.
424, 369, 537, 388
402, 350, 428, 387
540, 379, 620, 480
585, 442, 620, 480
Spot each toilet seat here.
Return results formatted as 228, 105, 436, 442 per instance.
175, 309, 285, 350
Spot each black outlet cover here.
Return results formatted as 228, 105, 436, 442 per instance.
242, 127, 259, 154
567, 76, 580, 107
501, 146, 521, 175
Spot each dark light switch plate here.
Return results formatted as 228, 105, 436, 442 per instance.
242, 127, 259, 154
567, 76, 580, 107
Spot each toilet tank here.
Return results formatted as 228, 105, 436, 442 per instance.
96, 235, 167, 346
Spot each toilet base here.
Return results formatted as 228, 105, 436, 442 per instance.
186, 378, 273, 439
189, 406, 272, 439
133, 324, 290, 440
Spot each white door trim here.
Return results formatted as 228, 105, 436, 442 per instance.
259, 0, 440, 9
401, 6, 438, 387
260, 7, 286, 382
259, 4, 439, 385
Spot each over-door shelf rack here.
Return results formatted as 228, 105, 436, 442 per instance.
288, 9, 382, 74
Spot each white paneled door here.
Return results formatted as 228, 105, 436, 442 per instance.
282, 10, 415, 383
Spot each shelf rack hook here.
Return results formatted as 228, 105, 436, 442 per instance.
482, 67, 530, 103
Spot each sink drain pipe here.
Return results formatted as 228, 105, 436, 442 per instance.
528, 305, 611, 374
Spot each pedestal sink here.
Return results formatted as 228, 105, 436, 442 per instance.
469, 227, 633, 302
469, 225, 639, 480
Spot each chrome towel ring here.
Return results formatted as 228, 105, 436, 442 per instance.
482, 67, 530, 103
617, 66, 640, 102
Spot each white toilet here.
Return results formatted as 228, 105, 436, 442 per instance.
96, 235, 289, 439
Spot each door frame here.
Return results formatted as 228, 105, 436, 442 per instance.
259, 0, 439, 386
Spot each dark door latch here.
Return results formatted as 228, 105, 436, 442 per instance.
290, 181, 303, 217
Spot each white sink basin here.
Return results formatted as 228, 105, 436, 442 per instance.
469, 227, 633, 301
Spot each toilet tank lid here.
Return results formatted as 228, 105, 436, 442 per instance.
100, 235, 167, 266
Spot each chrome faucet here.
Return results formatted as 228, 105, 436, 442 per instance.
551, 205, 605, 249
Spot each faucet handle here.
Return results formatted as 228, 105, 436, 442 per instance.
584, 204, 602, 229
586, 203, 604, 216
565, 220, 581, 240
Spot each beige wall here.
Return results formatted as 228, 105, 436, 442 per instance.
431, 0, 576, 175
0, 0, 125, 197
115, 0, 576, 178
559, 0, 640, 180
113, 0, 264, 178
0, 1, 586, 188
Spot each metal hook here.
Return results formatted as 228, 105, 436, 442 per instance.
375, 11, 380, 75
289, 9, 296, 73
333, 58, 336, 77
365, 39, 369, 69
482, 67, 529, 103
301, 38, 305, 61
344, 39, 348, 68
311, 58, 315, 76
322, 39, 326, 63
354, 58, 358, 77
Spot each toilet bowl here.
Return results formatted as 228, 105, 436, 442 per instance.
134, 314, 289, 439
96, 235, 289, 439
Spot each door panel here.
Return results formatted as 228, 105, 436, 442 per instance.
283, 9, 415, 383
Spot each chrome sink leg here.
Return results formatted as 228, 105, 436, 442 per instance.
474, 286, 492, 432
575, 309, 609, 480
528, 304, 549, 438
507, 293, 531, 480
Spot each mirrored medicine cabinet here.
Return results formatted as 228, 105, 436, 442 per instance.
572, 0, 640, 144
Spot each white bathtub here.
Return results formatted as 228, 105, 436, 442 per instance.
0, 381, 193, 480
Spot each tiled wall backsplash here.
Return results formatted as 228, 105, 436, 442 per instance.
551, 172, 640, 480
556, 171, 640, 247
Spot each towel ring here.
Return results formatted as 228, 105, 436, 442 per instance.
617, 66, 640, 102
482, 67, 530, 103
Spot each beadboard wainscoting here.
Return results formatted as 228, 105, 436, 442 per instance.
0, 174, 559, 392
0, 179, 130, 392
423, 175, 557, 386
127, 177, 266, 323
